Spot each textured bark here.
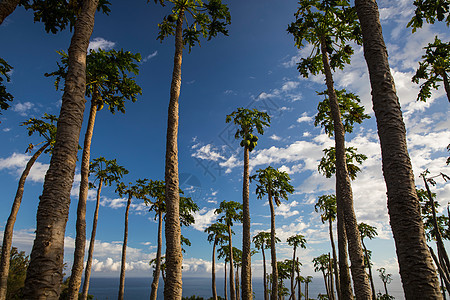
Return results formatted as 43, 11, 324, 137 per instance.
430, 246, 450, 294
118, 194, 132, 300
0, 0, 19, 25
329, 254, 335, 300
224, 260, 228, 300
228, 224, 236, 300
320, 37, 371, 300
163, 8, 185, 300
0, 142, 49, 300
210, 238, 218, 300
355, 1, 442, 298
329, 219, 341, 300
337, 204, 353, 299
361, 240, 376, 300
68, 92, 99, 300
322, 270, 330, 298
442, 72, 450, 103
241, 146, 252, 299
262, 247, 268, 300
296, 261, 301, 300
235, 267, 240, 300
268, 190, 278, 300
150, 210, 163, 300
23, 1, 97, 298
290, 246, 296, 300
81, 179, 103, 300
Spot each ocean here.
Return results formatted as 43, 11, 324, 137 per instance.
83, 276, 407, 299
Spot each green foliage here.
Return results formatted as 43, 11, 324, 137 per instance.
20, 0, 111, 34
115, 179, 148, 200
252, 231, 279, 250
315, 89, 370, 136
46, 48, 142, 113
376, 293, 395, 300
251, 166, 294, 206
215, 200, 243, 227
314, 194, 337, 224
0, 58, 13, 113
411, 36, 450, 102
155, 0, 231, 52
20, 113, 58, 153
205, 222, 228, 245
408, 0, 450, 31
287, 0, 362, 77
2, 247, 29, 300
358, 222, 378, 241
312, 253, 330, 273
88, 157, 128, 189
318, 146, 367, 180
287, 234, 307, 250
417, 187, 450, 241
377, 267, 393, 285
226, 108, 270, 152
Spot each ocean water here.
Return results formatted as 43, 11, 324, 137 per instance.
83, 276, 407, 299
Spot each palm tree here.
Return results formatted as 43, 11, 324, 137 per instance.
80, 157, 128, 300
253, 231, 280, 300
115, 179, 147, 300
251, 166, 294, 300
0, 58, 13, 114
358, 223, 378, 300
23, 1, 100, 297
315, 194, 340, 299
226, 107, 270, 299
215, 200, 243, 300
154, 2, 230, 298
354, 0, 442, 297
288, 2, 371, 297
0, 114, 57, 300
287, 234, 307, 300
45, 48, 142, 300
304, 276, 313, 300
377, 268, 392, 298
313, 254, 333, 299
144, 180, 199, 300
205, 222, 229, 300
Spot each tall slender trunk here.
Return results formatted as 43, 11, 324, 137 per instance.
441, 275, 447, 300
0, 141, 49, 300
329, 219, 340, 300
150, 209, 163, 300
355, 1, 442, 298
290, 246, 296, 300
296, 258, 301, 300
225, 260, 228, 300
322, 270, 330, 299
337, 206, 353, 299
211, 238, 218, 300
269, 190, 278, 300
361, 240, 376, 300
0, 0, 20, 25
164, 8, 185, 300
23, 1, 98, 298
329, 253, 335, 300
305, 281, 309, 300
262, 247, 268, 300
228, 224, 236, 300
319, 37, 371, 300
68, 91, 99, 300
236, 267, 240, 300
118, 193, 132, 300
242, 145, 252, 299
442, 72, 450, 103
429, 246, 450, 293
81, 179, 103, 300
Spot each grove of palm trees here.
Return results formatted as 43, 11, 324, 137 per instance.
0, 0, 449, 299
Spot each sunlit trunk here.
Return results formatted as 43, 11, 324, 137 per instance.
150, 209, 163, 300
269, 188, 278, 300
118, 193, 132, 300
228, 224, 236, 300
241, 145, 252, 299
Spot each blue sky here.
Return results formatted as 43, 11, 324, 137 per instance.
0, 0, 449, 293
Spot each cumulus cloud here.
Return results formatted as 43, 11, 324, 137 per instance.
0, 153, 49, 182
297, 112, 314, 123
12, 102, 35, 116
88, 37, 116, 51
191, 208, 218, 231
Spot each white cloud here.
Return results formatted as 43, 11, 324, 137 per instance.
275, 201, 300, 218
142, 51, 158, 63
297, 112, 313, 123
192, 207, 218, 231
0, 153, 49, 182
270, 134, 281, 141
3, 128, 11, 132
12, 102, 34, 116
192, 144, 225, 162
88, 37, 116, 51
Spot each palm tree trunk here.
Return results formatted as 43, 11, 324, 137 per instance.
361, 240, 376, 300
118, 193, 132, 300
211, 238, 218, 300
429, 246, 450, 293
23, 1, 98, 298
263, 247, 268, 300
0, 0, 20, 25
269, 190, 278, 300
442, 72, 450, 103
242, 145, 252, 300
236, 266, 240, 300
68, 91, 99, 300
322, 270, 330, 299
225, 260, 228, 300
296, 258, 301, 300
81, 179, 103, 300
329, 219, 340, 300
150, 209, 163, 300
319, 37, 371, 300
355, 1, 442, 298
0, 141, 49, 300
305, 281, 309, 300
164, 7, 185, 300
290, 246, 296, 300
228, 224, 236, 300
337, 211, 353, 299
329, 253, 335, 300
